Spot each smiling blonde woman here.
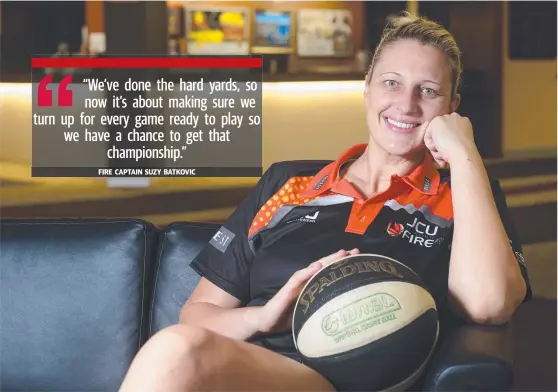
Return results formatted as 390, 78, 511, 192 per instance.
119, 12, 531, 392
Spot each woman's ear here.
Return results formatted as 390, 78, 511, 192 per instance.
450, 93, 461, 113
364, 71, 372, 94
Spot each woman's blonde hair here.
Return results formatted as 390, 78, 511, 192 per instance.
366, 12, 463, 99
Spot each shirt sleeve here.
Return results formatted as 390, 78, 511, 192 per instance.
189, 164, 279, 304
491, 179, 533, 302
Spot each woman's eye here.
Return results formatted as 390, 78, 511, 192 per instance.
421, 87, 438, 96
384, 80, 398, 88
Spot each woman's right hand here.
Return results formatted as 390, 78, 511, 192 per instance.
254, 248, 360, 334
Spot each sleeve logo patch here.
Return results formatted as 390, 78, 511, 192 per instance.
209, 226, 236, 253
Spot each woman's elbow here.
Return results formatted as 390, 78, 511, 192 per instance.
458, 284, 526, 325
464, 302, 514, 325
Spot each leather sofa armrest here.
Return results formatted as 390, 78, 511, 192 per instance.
421, 318, 514, 391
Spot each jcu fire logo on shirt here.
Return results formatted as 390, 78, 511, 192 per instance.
387, 218, 443, 248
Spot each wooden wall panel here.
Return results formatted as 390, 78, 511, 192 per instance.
448, 2, 503, 157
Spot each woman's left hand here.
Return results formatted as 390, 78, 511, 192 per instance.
422, 113, 477, 168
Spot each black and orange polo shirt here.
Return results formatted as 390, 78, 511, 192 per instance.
191, 144, 531, 359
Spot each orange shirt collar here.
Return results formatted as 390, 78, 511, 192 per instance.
301, 143, 440, 198
402, 151, 440, 195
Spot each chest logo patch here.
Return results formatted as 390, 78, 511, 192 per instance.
387, 218, 444, 248
387, 222, 404, 236
300, 211, 319, 223
287, 210, 320, 224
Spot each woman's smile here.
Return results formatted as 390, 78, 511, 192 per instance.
382, 116, 423, 134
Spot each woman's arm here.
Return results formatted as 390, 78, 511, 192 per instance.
447, 148, 526, 324
180, 278, 265, 341
180, 250, 356, 340
424, 113, 527, 324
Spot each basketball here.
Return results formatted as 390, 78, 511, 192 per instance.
292, 254, 439, 391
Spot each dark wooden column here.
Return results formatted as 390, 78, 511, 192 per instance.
104, 1, 167, 55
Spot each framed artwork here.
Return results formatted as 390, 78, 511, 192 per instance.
184, 5, 250, 55
297, 9, 354, 58
251, 10, 293, 54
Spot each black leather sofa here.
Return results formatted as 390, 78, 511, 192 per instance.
1, 218, 515, 391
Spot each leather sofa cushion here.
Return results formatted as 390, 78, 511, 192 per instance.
0, 219, 155, 392
149, 222, 219, 337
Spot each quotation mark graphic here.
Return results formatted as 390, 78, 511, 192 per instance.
38, 74, 73, 107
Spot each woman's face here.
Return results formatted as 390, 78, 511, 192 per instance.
364, 39, 460, 158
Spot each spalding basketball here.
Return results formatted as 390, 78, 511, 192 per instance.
292, 254, 438, 391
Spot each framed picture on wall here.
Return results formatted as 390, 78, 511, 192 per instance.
184, 5, 250, 55
251, 10, 293, 54
297, 8, 354, 58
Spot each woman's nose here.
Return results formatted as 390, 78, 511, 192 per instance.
396, 89, 420, 114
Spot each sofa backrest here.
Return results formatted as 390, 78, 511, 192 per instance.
0, 218, 219, 392
0, 219, 159, 392
148, 222, 219, 337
